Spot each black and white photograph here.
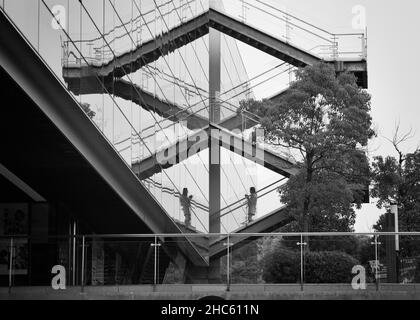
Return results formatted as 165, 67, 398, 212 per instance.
0, 0, 420, 311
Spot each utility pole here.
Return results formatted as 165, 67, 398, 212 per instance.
391, 203, 400, 283
208, 0, 222, 284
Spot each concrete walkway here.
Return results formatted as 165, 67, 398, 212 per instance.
2, 284, 420, 300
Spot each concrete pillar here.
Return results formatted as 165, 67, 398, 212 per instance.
385, 212, 397, 283
208, 26, 222, 283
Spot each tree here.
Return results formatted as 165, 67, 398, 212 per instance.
371, 126, 420, 256
241, 63, 374, 237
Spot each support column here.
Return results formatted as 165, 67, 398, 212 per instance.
208, 26, 221, 283
385, 212, 397, 283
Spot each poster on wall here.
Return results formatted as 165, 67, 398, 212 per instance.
0, 203, 29, 275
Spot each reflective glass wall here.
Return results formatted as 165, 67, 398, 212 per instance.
2, 233, 419, 287
2, 0, 287, 234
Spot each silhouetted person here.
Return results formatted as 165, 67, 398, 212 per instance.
245, 187, 257, 223
180, 188, 193, 227
250, 128, 257, 146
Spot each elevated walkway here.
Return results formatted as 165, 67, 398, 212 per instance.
132, 123, 299, 180
62, 6, 367, 130
63, 8, 366, 82
67, 75, 209, 130
209, 205, 292, 259
62, 11, 209, 80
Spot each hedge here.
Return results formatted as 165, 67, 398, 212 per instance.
262, 248, 359, 283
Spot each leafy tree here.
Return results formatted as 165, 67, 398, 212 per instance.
230, 240, 264, 284
371, 126, 420, 257
241, 63, 374, 237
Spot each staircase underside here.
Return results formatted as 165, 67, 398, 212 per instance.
62, 7, 367, 132
209, 205, 293, 259
63, 8, 367, 84
132, 123, 299, 180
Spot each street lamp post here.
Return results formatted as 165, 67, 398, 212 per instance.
390, 203, 399, 283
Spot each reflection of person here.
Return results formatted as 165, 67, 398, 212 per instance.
245, 187, 257, 223
180, 188, 193, 227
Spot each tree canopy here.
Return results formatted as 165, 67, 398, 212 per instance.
372, 129, 420, 232
241, 63, 374, 233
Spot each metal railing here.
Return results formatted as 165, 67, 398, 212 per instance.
217, 0, 367, 61
2, 232, 419, 290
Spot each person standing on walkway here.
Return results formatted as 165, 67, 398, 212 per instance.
245, 187, 257, 224
180, 188, 193, 227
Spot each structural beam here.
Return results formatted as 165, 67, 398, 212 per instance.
63, 7, 368, 104
62, 11, 209, 80
132, 124, 299, 180
208, 26, 222, 282
209, 205, 293, 259
64, 75, 209, 131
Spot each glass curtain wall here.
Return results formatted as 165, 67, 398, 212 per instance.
1, 0, 279, 233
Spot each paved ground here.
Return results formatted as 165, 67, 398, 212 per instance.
1, 284, 420, 300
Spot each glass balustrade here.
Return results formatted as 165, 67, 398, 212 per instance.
1, 233, 418, 288
219, 178, 287, 233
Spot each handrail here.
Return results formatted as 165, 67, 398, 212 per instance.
218, 180, 286, 220
249, 0, 365, 39
212, 177, 287, 218
2, 231, 420, 239
144, 178, 209, 211
214, 0, 366, 60
242, 0, 333, 44
62, 0, 200, 48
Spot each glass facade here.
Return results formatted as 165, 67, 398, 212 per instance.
1, 0, 296, 234
2, 232, 420, 287
1, 0, 371, 289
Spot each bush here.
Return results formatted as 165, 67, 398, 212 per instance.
262, 248, 300, 283
262, 247, 359, 283
304, 251, 359, 283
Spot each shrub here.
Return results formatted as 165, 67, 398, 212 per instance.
262, 247, 359, 283
304, 251, 359, 283
262, 248, 300, 283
